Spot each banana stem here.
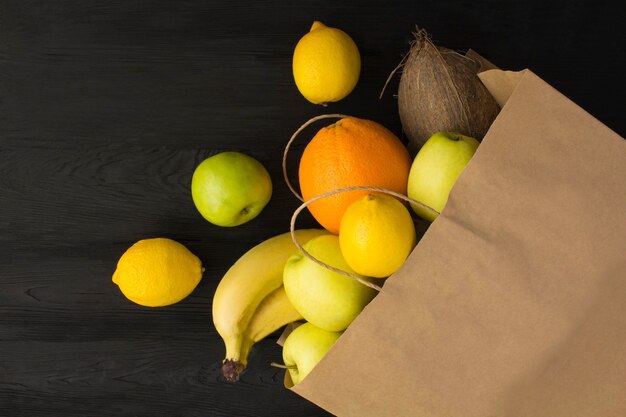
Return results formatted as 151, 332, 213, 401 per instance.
222, 360, 246, 382
222, 335, 254, 382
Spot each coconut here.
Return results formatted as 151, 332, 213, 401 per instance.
396, 29, 501, 153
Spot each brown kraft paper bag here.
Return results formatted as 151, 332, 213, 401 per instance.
286, 69, 626, 416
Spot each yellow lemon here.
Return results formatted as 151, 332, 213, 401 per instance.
292, 21, 361, 104
339, 194, 416, 278
112, 238, 204, 307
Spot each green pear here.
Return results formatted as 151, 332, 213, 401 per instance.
283, 235, 377, 332
282, 322, 342, 385
407, 131, 479, 221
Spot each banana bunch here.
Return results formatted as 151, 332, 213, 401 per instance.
212, 229, 327, 382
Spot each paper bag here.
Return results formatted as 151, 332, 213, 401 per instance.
287, 70, 626, 416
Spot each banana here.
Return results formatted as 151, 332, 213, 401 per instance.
212, 229, 327, 382
237, 285, 304, 371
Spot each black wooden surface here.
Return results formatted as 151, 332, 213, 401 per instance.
1, 1, 624, 416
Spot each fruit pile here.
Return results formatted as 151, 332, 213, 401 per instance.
111, 22, 499, 385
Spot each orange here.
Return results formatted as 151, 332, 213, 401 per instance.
298, 117, 411, 234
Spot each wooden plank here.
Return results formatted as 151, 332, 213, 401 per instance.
1, 0, 623, 416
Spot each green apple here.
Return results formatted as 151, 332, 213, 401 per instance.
191, 152, 272, 227
407, 131, 479, 222
283, 235, 377, 332
282, 322, 342, 385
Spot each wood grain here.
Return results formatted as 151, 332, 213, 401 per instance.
1, 0, 623, 416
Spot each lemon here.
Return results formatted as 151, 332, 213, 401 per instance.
292, 21, 361, 104
112, 238, 204, 307
339, 194, 416, 278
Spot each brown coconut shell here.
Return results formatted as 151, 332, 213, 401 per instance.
397, 29, 501, 153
